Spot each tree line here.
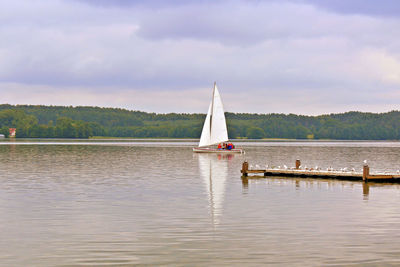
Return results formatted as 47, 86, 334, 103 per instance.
1, 104, 400, 139
0, 109, 94, 138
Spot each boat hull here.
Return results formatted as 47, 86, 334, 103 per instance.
193, 147, 244, 153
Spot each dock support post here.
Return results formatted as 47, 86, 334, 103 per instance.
363, 164, 369, 182
242, 161, 249, 177
295, 159, 301, 170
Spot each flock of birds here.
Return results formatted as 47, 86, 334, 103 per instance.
250, 164, 360, 173
249, 160, 400, 175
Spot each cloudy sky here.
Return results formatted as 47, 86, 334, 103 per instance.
1, 0, 400, 114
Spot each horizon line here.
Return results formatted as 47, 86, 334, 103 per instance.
1, 103, 399, 117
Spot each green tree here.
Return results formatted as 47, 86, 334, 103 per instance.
246, 127, 265, 139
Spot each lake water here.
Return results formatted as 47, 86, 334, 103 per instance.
1, 140, 400, 266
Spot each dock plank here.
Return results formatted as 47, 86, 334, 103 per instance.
241, 161, 400, 183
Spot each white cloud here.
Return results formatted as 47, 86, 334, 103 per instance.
355, 49, 400, 85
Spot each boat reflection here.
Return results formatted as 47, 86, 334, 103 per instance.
198, 153, 233, 226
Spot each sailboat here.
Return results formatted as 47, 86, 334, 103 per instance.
193, 82, 243, 153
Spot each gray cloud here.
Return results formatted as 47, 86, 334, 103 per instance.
74, 0, 400, 17
73, 0, 220, 8
1, 0, 400, 114
298, 0, 400, 17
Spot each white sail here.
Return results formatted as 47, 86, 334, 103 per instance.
198, 83, 229, 147
198, 103, 212, 147
210, 84, 228, 145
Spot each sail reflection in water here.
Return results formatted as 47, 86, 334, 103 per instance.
198, 153, 234, 225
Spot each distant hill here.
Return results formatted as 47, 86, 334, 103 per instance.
1, 104, 400, 139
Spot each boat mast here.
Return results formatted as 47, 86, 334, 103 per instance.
209, 82, 216, 141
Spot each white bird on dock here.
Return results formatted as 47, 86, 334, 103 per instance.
283, 165, 288, 170
277, 166, 281, 169
351, 168, 356, 172
397, 170, 399, 174
265, 164, 269, 169
363, 160, 367, 165
250, 164, 254, 169
255, 164, 260, 169
343, 167, 348, 172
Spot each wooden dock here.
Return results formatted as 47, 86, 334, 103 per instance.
241, 160, 400, 183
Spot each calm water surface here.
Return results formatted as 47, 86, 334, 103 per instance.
1, 140, 400, 266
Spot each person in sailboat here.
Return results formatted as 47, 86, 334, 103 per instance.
217, 143, 222, 150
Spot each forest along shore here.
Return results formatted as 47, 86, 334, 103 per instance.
1, 104, 400, 139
